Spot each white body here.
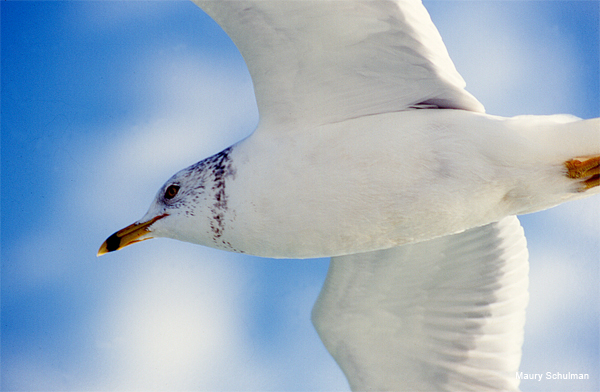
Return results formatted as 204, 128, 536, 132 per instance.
163, 110, 597, 258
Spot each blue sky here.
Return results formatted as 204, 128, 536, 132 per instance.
2, 1, 598, 391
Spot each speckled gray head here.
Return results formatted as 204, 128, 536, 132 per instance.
98, 147, 235, 256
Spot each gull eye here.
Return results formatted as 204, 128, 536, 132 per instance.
164, 184, 180, 200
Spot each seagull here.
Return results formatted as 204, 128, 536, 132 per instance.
99, 1, 599, 390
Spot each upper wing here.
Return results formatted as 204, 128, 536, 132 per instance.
192, 0, 484, 129
312, 216, 529, 391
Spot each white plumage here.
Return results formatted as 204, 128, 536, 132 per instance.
197, 0, 484, 128
99, 1, 599, 390
313, 216, 529, 391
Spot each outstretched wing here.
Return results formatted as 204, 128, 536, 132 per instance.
312, 216, 529, 391
192, 0, 484, 128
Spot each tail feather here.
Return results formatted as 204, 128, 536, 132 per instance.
503, 115, 599, 215
561, 117, 600, 194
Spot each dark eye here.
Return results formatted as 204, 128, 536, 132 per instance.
164, 184, 180, 200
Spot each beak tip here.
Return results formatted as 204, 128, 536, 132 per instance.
97, 246, 108, 257
97, 232, 122, 257
97, 241, 111, 257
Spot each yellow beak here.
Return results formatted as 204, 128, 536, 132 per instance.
97, 213, 168, 256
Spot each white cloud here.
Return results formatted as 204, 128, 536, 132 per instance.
429, 1, 582, 116
69, 1, 181, 36
66, 50, 258, 226
94, 246, 253, 390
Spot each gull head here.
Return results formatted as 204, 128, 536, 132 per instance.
98, 147, 235, 256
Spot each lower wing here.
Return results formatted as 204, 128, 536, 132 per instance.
312, 216, 529, 391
